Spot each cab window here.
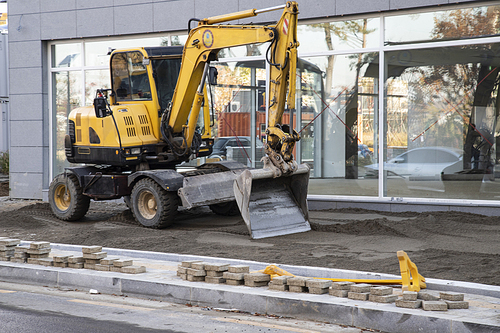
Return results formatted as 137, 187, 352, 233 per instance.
111, 51, 151, 101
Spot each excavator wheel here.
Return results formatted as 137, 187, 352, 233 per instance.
209, 201, 240, 216
49, 173, 90, 221
130, 178, 178, 228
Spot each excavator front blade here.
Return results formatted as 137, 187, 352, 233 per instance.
233, 163, 311, 239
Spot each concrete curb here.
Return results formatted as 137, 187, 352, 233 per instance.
0, 243, 497, 333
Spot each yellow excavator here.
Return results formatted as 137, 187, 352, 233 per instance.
49, 2, 310, 239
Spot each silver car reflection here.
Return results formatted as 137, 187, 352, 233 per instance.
365, 147, 463, 180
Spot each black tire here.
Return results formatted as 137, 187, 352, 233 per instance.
49, 173, 90, 221
130, 178, 178, 228
209, 201, 240, 216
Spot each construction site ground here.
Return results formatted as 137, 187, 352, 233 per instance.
0, 192, 499, 287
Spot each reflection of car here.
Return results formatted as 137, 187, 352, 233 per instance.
365, 147, 463, 180
210, 136, 264, 159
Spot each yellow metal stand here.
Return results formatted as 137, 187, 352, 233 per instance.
256, 251, 426, 291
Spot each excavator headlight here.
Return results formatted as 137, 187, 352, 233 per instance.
131, 148, 141, 155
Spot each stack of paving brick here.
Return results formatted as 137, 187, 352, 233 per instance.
82, 246, 107, 270
204, 263, 229, 284
68, 255, 85, 269
286, 276, 309, 293
244, 272, 271, 287
223, 265, 249, 285
268, 276, 289, 291
26, 242, 52, 266
53, 255, 71, 268
0, 238, 20, 261
404, 291, 469, 311
11, 245, 29, 263
368, 286, 397, 303
329, 281, 354, 297
81, 246, 146, 274
306, 279, 332, 294
347, 283, 373, 301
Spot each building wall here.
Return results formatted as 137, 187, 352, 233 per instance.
7, 0, 476, 199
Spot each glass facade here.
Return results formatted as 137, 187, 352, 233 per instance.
48, 2, 500, 204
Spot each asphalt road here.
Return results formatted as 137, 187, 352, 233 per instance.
0, 282, 374, 333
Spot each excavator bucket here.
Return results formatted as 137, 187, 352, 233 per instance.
233, 163, 311, 239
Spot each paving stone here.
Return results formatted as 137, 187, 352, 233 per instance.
0, 250, 14, 256
422, 301, 448, 311
186, 268, 206, 277
14, 246, 29, 253
228, 265, 249, 273
94, 264, 111, 271
331, 282, 355, 290
85, 259, 101, 264
329, 288, 349, 298
10, 258, 26, 263
287, 277, 308, 287
14, 252, 28, 259
27, 248, 51, 255
177, 266, 187, 274
121, 265, 146, 274
289, 286, 308, 293
270, 276, 289, 285
206, 270, 224, 277
110, 266, 122, 273
269, 284, 288, 292
370, 286, 393, 296
225, 279, 245, 286
54, 262, 69, 268
113, 259, 133, 268
100, 258, 119, 265
350, 284, 372, 293
244, 280, 269, 287
402, 291, 418, 301
82, 252, 107, 260
348, 292, 370, 301
181, 260, 202, 268
191, 262, 208, 270
68, 256, 84, 264
84, 263, 96, 270
306, 279, 331, 289
369, 294, 398, 303
0, 245, 17, 251
29, 241, 50, 250
223, 272, 245, 280
418, 292, 440, 301
187, 275, 205, 282
27, 258, 39, 264
440, 292, 464, 302
244, 273, 271, 283
178, 273, 187, 280
396, 299, 422, 308
308, 287, 329, 294
0, 239, 20, 246
204, 276, 226, 284
28, 253, 49, 258
53, 255, 71, 263
68, 263, 84, 269
444, 300, 469, 309
37, 258, 54, 266
0, 256, 11, 261
204, 263, 229, 272
82, 246, 102, 254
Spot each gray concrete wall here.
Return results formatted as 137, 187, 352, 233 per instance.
7, 0, 477, 199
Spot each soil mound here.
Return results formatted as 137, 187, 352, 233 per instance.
310, 219, 407, 237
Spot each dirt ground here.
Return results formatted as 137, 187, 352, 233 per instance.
1, 183, 499, 286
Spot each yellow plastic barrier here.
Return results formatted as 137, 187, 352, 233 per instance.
255, 251, 426, 291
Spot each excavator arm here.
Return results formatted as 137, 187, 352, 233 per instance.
164, 2, 300, 174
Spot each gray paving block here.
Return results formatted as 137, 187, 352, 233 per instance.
244, 280, 269, 287
228, 265, 249, 273
289, 286, 308, 293
94, 264, 111, 272
14, 246, 29, 253
422, 301, 448, 311
369, 294, 398, 303
177, 266, 187, 274
348, 292, 369, 301
68, 263, 84, 269
370, 286, 392, 296
331, 281, 355, 290
179, 273, 187, 280
306, 279, 331, 289
181, 260, 202, 268
54, 262, 68, 268
244, 273, 270, 283
287, 277, 308, 287
53, 255, 71, 263
204, 263, 229, 272
28, 241, 49, 249
270, 276, 289, 285
329, 289, 349, 298
225, 279, 244, 286
187, 268, 206, 277
37, 258, 54, 267
402, 291, 418, 301
308, 287, 329, 295
418, 292, 440, 301
29, 253, 49, 258
204, 276, 225, 284
68, 256, 84, 264
223, 272, 244, 280
206, 270, 224, 277
85, 259, 101, 264
440, 292, 464, 302
0, 245, 18, 251
84, 263, 96, 270
27, 248, 51, 255
100, 258, 119, 266
269, 284, 288, 292
121, 266, 146, 274
83, 252, 107, 260
350, 284, 372, 293
395, 299, 422, 309
27, 258, 39, 265
187, 275, 205, 282
191, 262, 207, 270
113, 259, 133, 268
444, 300, 469, 309
82, 246, 102, 254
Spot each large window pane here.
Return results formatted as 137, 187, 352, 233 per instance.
52, 71, 82, 175
303, 53, 379, 196
85, 69, 110, 106
385, 5, 500, 45
384, 43, 500, 200
298, 18, 379, 53
51, 43, 81, 68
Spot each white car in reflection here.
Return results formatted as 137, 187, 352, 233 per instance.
364, 147, 464, 180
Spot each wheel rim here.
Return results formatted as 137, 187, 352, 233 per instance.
137, 190, 157, 220
53, 183, 71, 211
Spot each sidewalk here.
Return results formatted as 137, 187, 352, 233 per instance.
0, 242, 499, 332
